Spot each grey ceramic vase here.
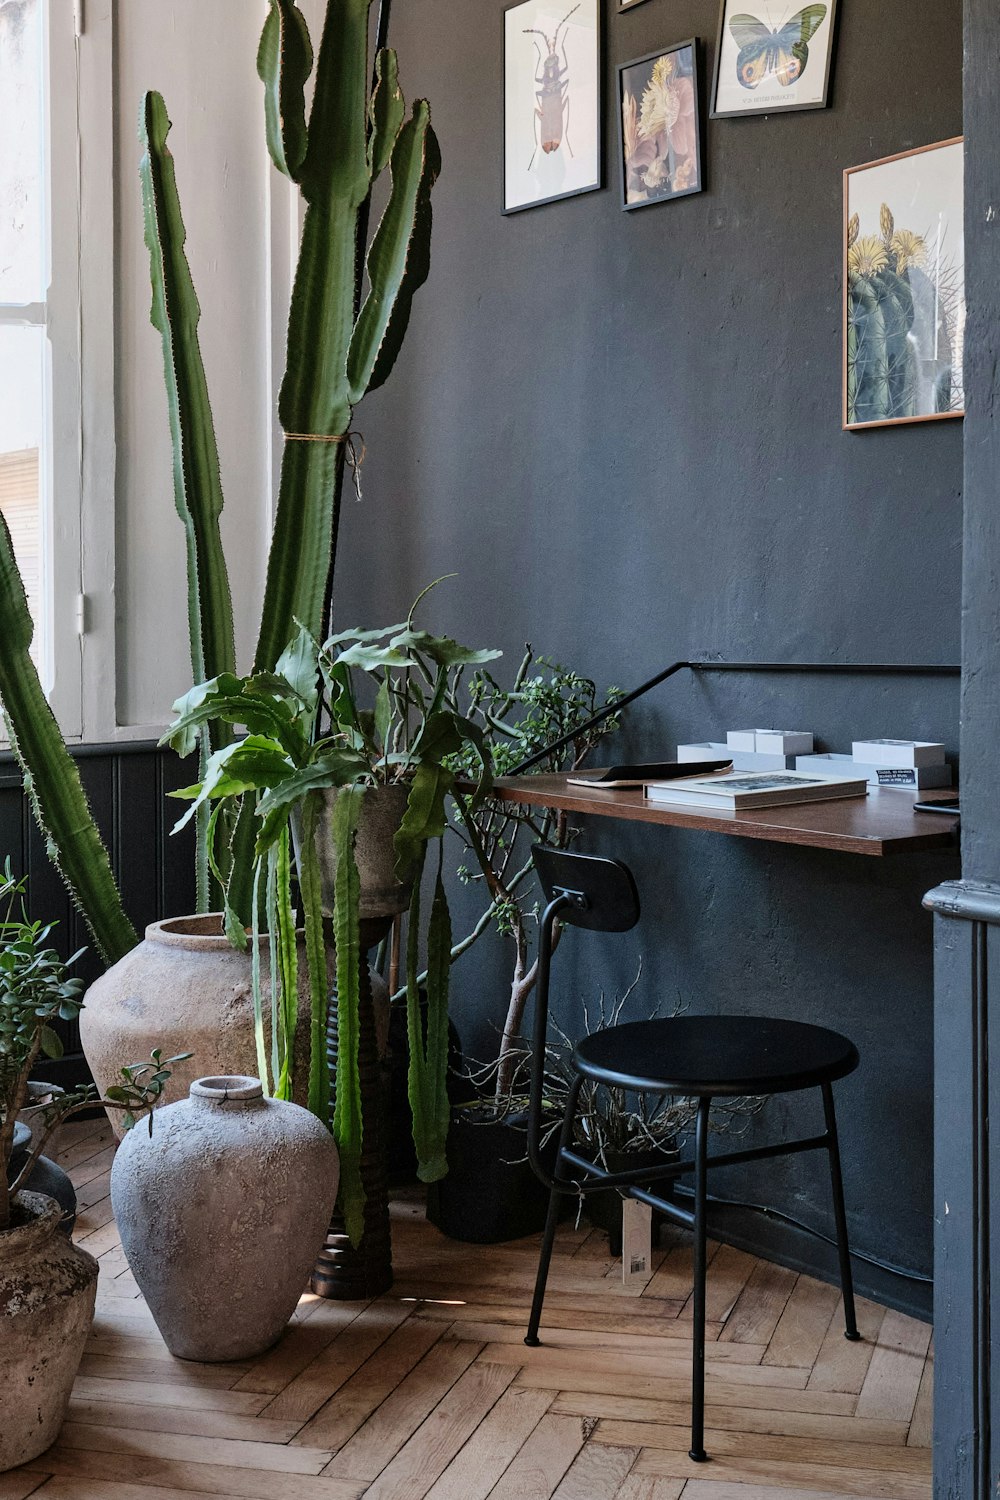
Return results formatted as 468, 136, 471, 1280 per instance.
110, 1076, 340, 1362
0, 1192, 98, 1472
309, 784, 414, 918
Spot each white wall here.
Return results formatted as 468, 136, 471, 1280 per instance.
111, 0, 275, 728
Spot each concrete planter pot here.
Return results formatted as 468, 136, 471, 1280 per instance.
0, 1191, 98, 1472
111, 1076, 340, 1362
308, 784, 413, 919
80, 915, 319, 1138
9, 1123, 77, 1233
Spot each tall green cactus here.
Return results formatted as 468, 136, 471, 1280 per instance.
0, 515, 138, 965
139, 92, 238, 911
253, 0, 440, 673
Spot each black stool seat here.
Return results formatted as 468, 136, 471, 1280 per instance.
573, 1015, 860, 1097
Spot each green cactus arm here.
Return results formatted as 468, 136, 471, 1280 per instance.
348, 103, 440, 402
407, 849, 451, 1184
139, 91, 236, 694
253, 0, 373, 671
0, 516, 138, 965
368, 50, 404, 180
332, 784, 366, 1247
257, 0, 314, 181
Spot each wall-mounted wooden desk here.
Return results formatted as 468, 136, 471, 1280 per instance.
493, 775, 959, 857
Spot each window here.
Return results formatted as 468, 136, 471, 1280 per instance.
0, 0, 83, 736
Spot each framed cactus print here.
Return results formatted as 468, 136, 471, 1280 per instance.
503, 0, 602, 215
711, 0, 838, 118
844, 138, 965, 431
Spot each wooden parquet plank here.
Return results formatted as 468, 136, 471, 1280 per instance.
644, 1240, 720, 1303
856, 1311, 932, 1424
412, 1299, 688, 1334
326, 1337, 483, 1482
513, 1370, 854, 1414
633, 1448, 930, 1500
612, 1477, 684, 1500
357, 1360, 517, 1500
592, 1421, 931, 1476
292, 1317, 445, 1449
55, 1425, 335, 1476
907, 1357, 933, 1449
480, 1340, 775, 1378
451, 1321, 726, 1353
677, 1244, 757, 1325
23, 1461, 365, 1500
67, 1148, 117, 1194
70, 1377, 270, 1417
0, 1475, 49, 1500
424, 1386, 554, 1500
75, 1356, 248, 1390
258, 1302, 413, 1421
762, 1275, 841, 1369
484, 1413, 585, 1499
66, 1398, 302, 1444
550, 1443, 638, 1500
232, 1301, 375, 1396
548, 1391, 907, 1446
719, 1261, 798, 1346
807, 1294, 885, 1394
681, 1485, 888, 1500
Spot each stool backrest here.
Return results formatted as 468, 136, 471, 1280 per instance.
532, 845, 641, 932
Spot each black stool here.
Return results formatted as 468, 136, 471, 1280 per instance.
524, 845, 861, 1464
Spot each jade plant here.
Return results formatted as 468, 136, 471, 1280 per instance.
161, 589, 498, 1244
0, 862, 185, 1233
0, 0, 439, 951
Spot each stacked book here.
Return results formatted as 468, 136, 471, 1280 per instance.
644, 769, 868, 811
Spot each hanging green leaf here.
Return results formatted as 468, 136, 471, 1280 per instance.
298, 793, 330, 1123
408, 847, 451, 1183
331, 785, 366, 1247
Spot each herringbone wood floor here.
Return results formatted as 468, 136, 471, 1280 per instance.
7, 1118, 933, 1500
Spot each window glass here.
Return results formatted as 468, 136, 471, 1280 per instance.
0, 0, 46, 304
0, 326, 44, 646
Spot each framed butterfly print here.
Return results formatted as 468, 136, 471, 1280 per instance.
710, 0, 838, 118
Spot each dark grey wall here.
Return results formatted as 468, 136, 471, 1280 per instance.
335, 0, 966, 1315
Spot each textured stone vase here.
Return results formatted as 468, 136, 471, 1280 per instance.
80, 915, 318, 1138
0, 1192, 98, 1471
110, 1076, 340, 1361
310, 784, 413, 918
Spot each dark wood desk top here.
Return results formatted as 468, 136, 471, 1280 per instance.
492, 775, 959, 857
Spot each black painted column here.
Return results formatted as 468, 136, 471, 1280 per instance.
925, 5, 1000, 1495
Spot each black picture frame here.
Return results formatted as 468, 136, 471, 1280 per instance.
618, 0, 651, 11
502, 0, 603, 215
710, 0, 839, 120
616, 38, 704, 212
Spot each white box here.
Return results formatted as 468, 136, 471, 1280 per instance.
726, 730, 757, 752
677, 742, 729, 761
851, 739, 946, 769
796, 753, 953, 790
753, 729, 814, 757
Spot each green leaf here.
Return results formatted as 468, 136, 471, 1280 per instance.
373, 675, 392, 749
169, 737, 293, 833
331, 785, 366, 1247
348, 101, 441, 401
272, 826, 298, 1100
409, 853, 450, 1183
393, 761, 455, 880
255, 751, 370, 823
298, 793, 330, 1123
39, 1025, 64, 1060
388, 630, 502, 669
257, 0, 314, 181
274, 623, 321, 715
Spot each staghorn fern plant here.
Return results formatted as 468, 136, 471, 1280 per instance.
0, 0, 439, 960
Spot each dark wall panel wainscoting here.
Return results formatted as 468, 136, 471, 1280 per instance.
0, 742, 196, 1088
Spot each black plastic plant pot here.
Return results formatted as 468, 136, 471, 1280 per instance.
426, 1112, 557, 1244
584, 1145, 677, 1257
9, 1122, 77, 1233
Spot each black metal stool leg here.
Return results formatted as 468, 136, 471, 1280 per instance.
821, 1081, 860, 1342
689, 1095, 712, 1463
525, 1074, 583, 1348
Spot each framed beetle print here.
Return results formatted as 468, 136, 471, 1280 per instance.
711, 0, 838, 118
503, 0, 602, 214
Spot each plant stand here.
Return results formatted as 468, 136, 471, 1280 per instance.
311, 916, 394, 1300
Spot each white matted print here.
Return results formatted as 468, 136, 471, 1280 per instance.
503, 0, 601, 214
712, 1, 836, 118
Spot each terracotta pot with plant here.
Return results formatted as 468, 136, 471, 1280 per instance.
0, 862, 183, 1473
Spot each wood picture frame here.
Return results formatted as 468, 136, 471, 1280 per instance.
710, 0, 838, 120
616, 39, 704, 211
843, 137, 965, 431
502, 0, 603, 215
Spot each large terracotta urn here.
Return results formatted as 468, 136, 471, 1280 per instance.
79, 915, 318, 1138
111, 1076, 339, 1361
0, 1192, 98, 1471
